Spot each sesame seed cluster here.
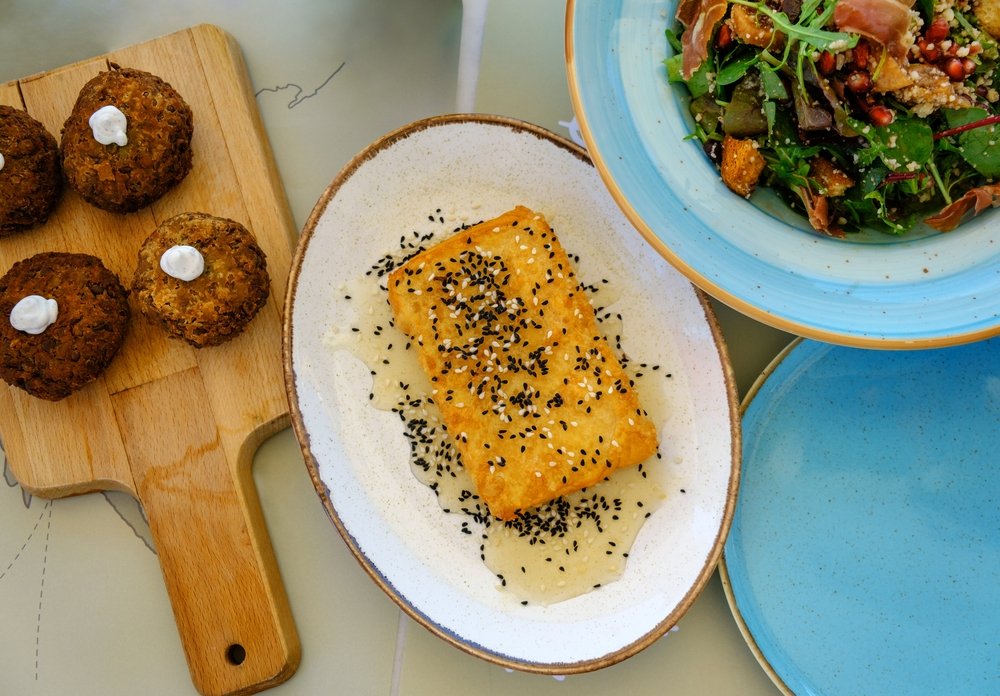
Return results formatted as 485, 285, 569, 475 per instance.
387, 206, 659, 521
343, 208, 669, 603
398, 384, 662, 605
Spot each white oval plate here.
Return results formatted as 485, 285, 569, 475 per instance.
283, 115, 740, 672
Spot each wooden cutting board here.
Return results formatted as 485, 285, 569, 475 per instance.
0, 25, 300, 696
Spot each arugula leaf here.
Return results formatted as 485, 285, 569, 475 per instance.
729, 0, 859, 53
765, 142, 823, 191
758, 66, 788, 100
717, 50, 759, 87
839, 176, 918, 234
665, 27, 682, 54
764, 101, 778, 135
864, 188, 916, 234
765, 104, 801, 149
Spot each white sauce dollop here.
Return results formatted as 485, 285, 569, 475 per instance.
10, 295, 58, 334
0, 150, 5, 171
159, 245, 205, 281
88, 105, 128, 146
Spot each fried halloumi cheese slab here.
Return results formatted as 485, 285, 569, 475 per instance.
387, 206, 658, 520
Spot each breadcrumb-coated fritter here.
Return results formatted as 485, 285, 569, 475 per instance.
0, 252, 129, 401
0, 105, 62, 236
60, 64, 193, 213
132, 212, 270, 348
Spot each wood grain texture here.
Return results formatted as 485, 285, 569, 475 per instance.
0, 25, 300, 695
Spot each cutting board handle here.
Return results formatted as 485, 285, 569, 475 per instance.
114, 368, 299, 696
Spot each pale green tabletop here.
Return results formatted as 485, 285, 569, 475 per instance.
0, 1, 791, 693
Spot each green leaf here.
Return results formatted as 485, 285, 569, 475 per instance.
664, 54, 683, 83
665, 27, 682, 54
858, 163, 889, 196
915, 0, 935, 22
758, 66, 788, 100
664, 53, 713, 98
764, 100, 777, 135
689, 95, 724, 140
849, 116, 934, 172
858, 187, 914, 234
766, 106, 801, 149
765, 142, 822, 191
847, 121, 884, 167
717, 52, 759, 87
889, 119, 935, 167
945, 108, 1000, 177
729, 0, 859, 53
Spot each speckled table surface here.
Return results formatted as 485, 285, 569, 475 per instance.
0, 1, 790, 694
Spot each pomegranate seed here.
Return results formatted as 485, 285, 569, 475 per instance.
915, 40, 935, 62
845, 70, 872, 93
851, 42, 870, 68
962, 58, 977, 75
715, 23, 732, 51
925, 18, 949, 44
816, 51, 836, 75
942, 57, 966, 81
917, 38, 940, 63
869, 106, 895, 127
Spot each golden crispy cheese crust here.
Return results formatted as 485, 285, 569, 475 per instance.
388, 206, 658, 520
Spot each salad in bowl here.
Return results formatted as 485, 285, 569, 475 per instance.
668, 0, 999, 236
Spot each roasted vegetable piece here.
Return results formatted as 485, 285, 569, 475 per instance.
810, 157, 855, 197
721, 134, 767, 197
729, 5, 784, 49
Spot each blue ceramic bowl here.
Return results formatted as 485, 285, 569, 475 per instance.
566, 0, 1000, 348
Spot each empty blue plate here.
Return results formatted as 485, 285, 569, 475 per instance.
723, 338, 1000, 695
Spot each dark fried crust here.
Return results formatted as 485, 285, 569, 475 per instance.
0, 252, 129, 401
60, 65, 193, 213
0, 105, 63, 236
132, 212, 269, 347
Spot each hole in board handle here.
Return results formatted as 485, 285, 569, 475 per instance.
226, 643, 247, 666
